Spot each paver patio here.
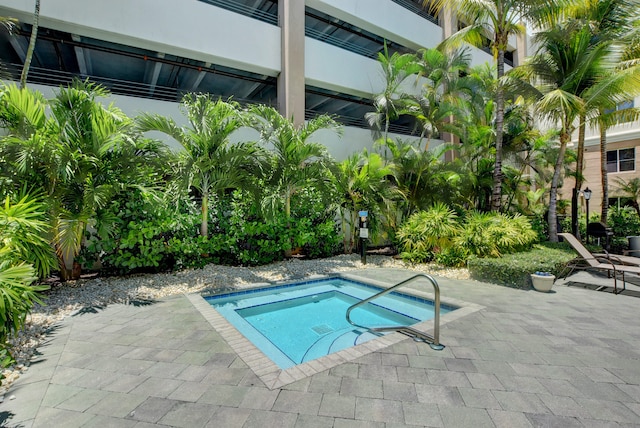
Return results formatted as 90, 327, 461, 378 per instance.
1, 267, 639, 427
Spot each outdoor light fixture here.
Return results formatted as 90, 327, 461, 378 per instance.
583, 187, 592, 243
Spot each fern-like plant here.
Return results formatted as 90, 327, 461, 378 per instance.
396, 203, 460, 263
0, 193, 57, 278
0, 193, 51, 373
455, 211, 537, 258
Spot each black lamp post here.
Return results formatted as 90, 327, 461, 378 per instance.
583, 187, 592, 243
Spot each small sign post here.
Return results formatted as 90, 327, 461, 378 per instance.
358, 211, 368, 265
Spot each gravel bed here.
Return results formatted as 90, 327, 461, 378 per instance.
1, 254, 470, 395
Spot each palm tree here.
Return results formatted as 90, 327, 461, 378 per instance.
382, 138, 453, 217
365, 45, 419, 151
1, 80, 166, 279
0, 16, 16, 30
521, 19, 602, 241
329, 150, 399, 253
248, 105, 340, 254
0, 193, 50, 363
20, 0, 40, 88
596, 106, 640, 224
0, 82, 47, 138
422, 0, 563, 212
137, 94, 263, 238
562, 0, 640, 234
406, 46, 472, 149
0, 192, 56, 279
580, 0, 640, 224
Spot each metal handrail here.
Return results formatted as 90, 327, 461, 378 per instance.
346, 273, 444, 350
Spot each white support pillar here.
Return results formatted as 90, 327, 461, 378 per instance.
278, 0, 305, 127
440, 7, 456, 39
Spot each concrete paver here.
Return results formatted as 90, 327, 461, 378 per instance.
1, 268, 640, 427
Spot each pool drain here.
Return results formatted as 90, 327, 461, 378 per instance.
311, 324, 334, 335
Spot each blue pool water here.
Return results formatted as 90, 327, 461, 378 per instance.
205, 277, 453, 369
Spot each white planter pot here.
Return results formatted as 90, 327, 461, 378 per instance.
531, 273, 555, 292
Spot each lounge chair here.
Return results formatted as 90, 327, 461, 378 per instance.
558, 232, 640, 294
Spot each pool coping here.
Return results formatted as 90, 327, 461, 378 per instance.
187, 272, 484, 389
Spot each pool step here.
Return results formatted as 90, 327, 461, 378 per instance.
301, 328, 384, 363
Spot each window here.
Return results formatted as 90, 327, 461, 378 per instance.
605, 100, 635, 123
607, 148, 635, 173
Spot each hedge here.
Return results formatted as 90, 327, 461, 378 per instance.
467, 242, 577, 289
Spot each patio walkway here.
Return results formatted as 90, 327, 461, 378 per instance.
1, 268, 639, 427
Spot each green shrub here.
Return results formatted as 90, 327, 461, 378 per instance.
79, 190, 182, 274
434, 245, 469, 267
304, 218, 342, 259
608, 206, 640, 238
0, 194, 52, 375
396, 203, 460, 263
527, 213, 548, 242
0, 262, 47, 371
80, 186, 342, 272
468, 242, 576, 288
0, 194, 57, 278
456, 211, 538, 258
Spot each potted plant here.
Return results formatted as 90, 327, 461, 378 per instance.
531, 271, 555, 292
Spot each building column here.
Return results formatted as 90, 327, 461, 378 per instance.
515, 29, 527, 67
440, 7, 456, 39
278, 0, 305, 127
440, 7, 458, 161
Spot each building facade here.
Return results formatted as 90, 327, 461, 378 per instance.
0, 0, 520, 158
557, 97, 640, 220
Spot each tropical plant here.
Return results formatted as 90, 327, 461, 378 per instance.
248, 105, 340, 254
455, 211, 538, 257
365, 44, 420, 150
608, 205, 640, 238
0, 193, 56, 278
382, 138, 458, 218
561, 0, 640, 234
0, 261, 48, 368
0, 80, 167, 279
407, 46, 471, 148
520, 19, 598, 241
613, 177, 640, 218
422, 0, 564, 212
396, 203, 460, 263
330, 150, 399, 253
0, 193, 50, 371
0, 82, 47, 138
581, 0, 640, 224
137, 94, 263, 238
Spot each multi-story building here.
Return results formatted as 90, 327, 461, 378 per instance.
561, 99, 640, 217
0, 0, 520, 159
7, 0, 635, 218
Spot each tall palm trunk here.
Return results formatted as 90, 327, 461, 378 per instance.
341, 211, 349, 254
20, 0, 40, 89
599, 121, 609, 223
200, 193, 209, 237
490, 46, 506, 212
571, 117, 586, 237
549, 130, 570, 242
284, 191, 292, 257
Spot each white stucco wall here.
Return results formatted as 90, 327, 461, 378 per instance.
0, 0, 281, 76
308, 0, 443, 51
23, 82, 436, 159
